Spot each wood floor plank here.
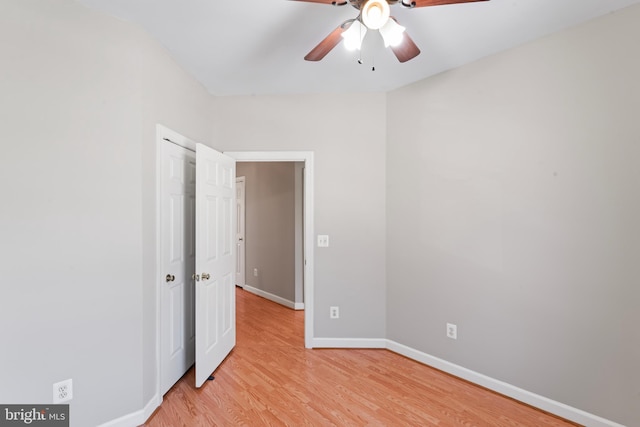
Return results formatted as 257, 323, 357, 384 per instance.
144, 288, 581, 426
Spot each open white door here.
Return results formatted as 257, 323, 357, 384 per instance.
195, 143, 236, 388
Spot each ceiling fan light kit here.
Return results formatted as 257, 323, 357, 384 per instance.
379, 17, 406, 47
295, 0, 490, 62
341, 19, 368, 50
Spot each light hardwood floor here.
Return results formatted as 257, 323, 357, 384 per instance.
144, 287, 580, 426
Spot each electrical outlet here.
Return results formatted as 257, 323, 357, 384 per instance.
330, 306, 339, 319
253, 268, 258, 277
446, 323, 457, 340
53, 379, 73, 403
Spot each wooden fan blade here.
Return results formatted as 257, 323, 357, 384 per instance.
304, 23, 347, 61
390, 30, 420, 63
289, 0, 348, 5
404, 0, 489, 8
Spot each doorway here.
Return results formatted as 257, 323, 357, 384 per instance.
236, 162, 304, 310
226, 151, 315, 349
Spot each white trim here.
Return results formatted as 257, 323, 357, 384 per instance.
235, 176, 246, 288
243, 285, 300, 310
225, 151, 315, 349
97, 394, 161, 427
153, 125, 165, 411
142, 394, 162, 423
385, 340, 626, 427
294, 302, 304, 310
312, 338, 387, 348
225, 151, 310, 162
293, 162, 304, 310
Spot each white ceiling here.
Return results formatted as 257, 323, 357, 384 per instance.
76, 0, 640, 96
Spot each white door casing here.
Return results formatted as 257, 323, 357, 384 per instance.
195, 143, 236, 387
159, 140, 196, 396
235, 177, 246, 288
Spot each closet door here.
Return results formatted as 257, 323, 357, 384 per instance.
160, 140, 196, 395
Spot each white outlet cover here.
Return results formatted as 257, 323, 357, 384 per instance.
446, 323, 457, 340
53, 379, 73, 403
330, 306, 339, 319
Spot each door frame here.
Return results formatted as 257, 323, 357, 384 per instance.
235, 176, 246, 288
225, 151, 315, 349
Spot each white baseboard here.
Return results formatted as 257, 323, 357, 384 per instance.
312, 337, 387, 348
385, 340, 625, 427
142, 394, 162, 423
243, 285, 302, 310
97, 393, 161, 427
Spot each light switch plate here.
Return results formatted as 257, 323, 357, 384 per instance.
317, 235, 329, 247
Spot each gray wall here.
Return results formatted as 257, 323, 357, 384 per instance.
214, 94, 388, 339
386, 6, 640, 426
0, 0, 213, 425
236, 162, 297, 303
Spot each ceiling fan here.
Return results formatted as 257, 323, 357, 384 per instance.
293, 0, 489, 63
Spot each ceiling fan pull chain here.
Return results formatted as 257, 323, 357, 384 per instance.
358, 19, 364, 64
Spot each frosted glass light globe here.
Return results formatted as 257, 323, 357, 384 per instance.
362, 0, 390, 30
